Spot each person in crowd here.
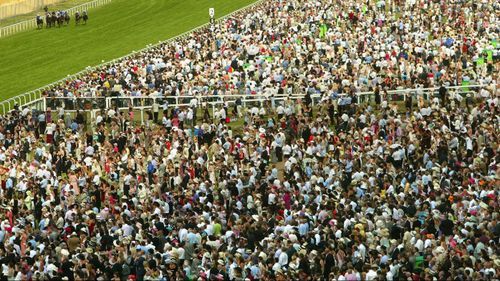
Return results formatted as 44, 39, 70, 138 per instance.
0, 0, 498, 280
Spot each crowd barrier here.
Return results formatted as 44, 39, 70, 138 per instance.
0, 0, 111, 37
2, 83, 495, 125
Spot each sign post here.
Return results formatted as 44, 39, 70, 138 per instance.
209, 8, 215, 25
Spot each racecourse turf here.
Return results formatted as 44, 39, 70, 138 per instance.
0, 0, 257, 101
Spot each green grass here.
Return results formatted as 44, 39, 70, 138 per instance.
0, 0, 257, 100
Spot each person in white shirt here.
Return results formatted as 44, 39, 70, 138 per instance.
178, 110, 186, 124
465, 136, 473, 157
152, 100, 159, 123
366, 266, 378, 281
186, 108, 193, 126
45, 122, 56, 144
276, 104, 285, 119
219, 107, 226, 124
178, 228, 188, 243
278, 247, 288, 267
282, 144, 292, 159
268, 191, 276, 205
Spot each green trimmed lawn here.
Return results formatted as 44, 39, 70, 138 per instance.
0, 0, 257, 100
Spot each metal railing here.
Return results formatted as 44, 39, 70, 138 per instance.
0, 0, 112, 38
12, 83, 494, 124
0, 80, 496, 115
0, 0, 267, 113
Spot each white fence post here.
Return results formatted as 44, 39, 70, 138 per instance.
140, 98, 145, 125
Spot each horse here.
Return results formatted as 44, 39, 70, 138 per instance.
51, 11, 57, 27
75, 12, 81, 25
57, 13, 64, 27
46, 13, 52, 28
64, 12, 70, 25
82, 11, 88, 24
36, 16, 43, 29
54, 12, 64, 27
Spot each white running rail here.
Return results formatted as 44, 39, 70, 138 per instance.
0, 84, 496, 117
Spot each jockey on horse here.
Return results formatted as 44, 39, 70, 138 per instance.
55, 10, 63, 27
46, 12, 52, 28
75, 11, 81, 25
64, 11, 70, 25
82, 11, 88, 24
36, 14, 43, 29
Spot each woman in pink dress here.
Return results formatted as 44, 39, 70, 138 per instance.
68, 171, 80, 195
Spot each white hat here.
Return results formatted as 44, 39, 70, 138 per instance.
258, 252, 267, 260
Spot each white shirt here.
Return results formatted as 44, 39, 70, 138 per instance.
45, 124, 55, 135
177, 247, 185, 259
276, 105, 284, 114
366, 269, 378, 281
179, 228, 188, 242
278, 251, 288, 266
93, 174, 100, 186
268, 193, 276, 205
124, 174, 132, 185
358, 243, 367, 261
415, 239, 424, 252
466, 137, 473, 150
283, 145, 291, 156
386, 270, 394, 281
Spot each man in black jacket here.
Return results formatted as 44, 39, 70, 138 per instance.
439, 84, 447, 105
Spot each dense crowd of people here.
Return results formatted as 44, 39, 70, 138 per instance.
0, 0, 498, 280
